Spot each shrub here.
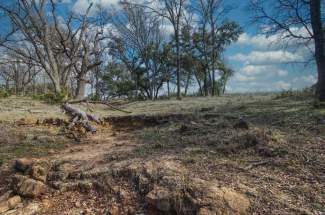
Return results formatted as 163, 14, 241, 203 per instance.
32, 90, 68, 104
0, 89, 10, 98
273, 88, 314, 100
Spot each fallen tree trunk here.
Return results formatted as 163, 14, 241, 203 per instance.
68, 99, 132, 114
61, 103, 100, 133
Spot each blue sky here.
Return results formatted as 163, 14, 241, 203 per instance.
1, 0, 317, 93
69, 0, 318, 92
223, 0, 317, 92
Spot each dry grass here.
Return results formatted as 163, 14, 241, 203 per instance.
0, 94, 324, 214
0, 94, 272, 121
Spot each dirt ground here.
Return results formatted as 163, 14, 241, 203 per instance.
0, 94, 324, 215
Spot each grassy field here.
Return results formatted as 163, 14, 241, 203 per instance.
0, 94, 324, 214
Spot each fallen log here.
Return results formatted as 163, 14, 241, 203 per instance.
61, 103, 100, 133
68, 99, 132, 114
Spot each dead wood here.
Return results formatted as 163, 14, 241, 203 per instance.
68, 99, 132, 114
61, 103, 100, 134
244, 160, 272, 170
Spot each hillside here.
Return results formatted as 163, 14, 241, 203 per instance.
0, 94, 324, 215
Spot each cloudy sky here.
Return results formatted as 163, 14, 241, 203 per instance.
224, 0, 316, 92
45, 0, 320, 92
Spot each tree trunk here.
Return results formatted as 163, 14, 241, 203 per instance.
211, 18, 216, 96
204, 69, 208, 96
175, 30, 181, 100
76, 77, 87, 100
167, 80, 170, 98
5, 79, 9, 91
184, 73, 191, 96
310, 0, 325, 101
53, 78, 62, 94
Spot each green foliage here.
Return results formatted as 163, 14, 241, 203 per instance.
88, 94, 101, 101
0, 159, 3, 167
0, 89, 11, 98
32, 90, 68, 104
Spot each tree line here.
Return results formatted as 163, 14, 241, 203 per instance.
0, 0, 324, 101
0, 0, 241, 101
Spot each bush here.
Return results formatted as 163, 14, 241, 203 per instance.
273, 88, 314, 100
0, 89, 10, 98
32, 90, 68, 104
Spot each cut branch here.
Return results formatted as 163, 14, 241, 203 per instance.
61, 103, 100, 133
68, 99, 132, 114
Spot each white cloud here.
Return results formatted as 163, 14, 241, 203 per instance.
236, 27, 313, 50
240, 65, 288, 77
276, 69, 288, 77
233, 73, 257, 82
273, 81, 291, 90
72, 0, 120, 14
229, 50, 304, 65
293, 75, 317, 85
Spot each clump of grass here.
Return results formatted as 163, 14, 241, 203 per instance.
0, 125, 68, 165
273, 88, 314, 100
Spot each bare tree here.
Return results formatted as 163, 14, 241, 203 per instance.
124, 0, 187, 99
0, 0, 93, 94
109, 3, 166, 100
249, 0, 325, 101
161, 0, 187, 100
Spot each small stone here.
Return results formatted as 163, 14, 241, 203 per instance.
21, 202, 40, 215
221, 187, 250, 214
14, 158, 34, 172
75, 201, 81, 208
0, 201, 9, 213
7, 196, 21, 209
145, 186, 171, 212
11, 175, 47, 198
197, 207, 216, 215
30, 165, 47, 182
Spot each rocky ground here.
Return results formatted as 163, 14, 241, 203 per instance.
0, 95, 324, 215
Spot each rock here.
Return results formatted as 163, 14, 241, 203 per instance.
75, 201, 81, 208
234, 119, 249, 130
0, 201, 9, 213
19, 202, 40, 215
7, 196, 21, 209
29, 165, 47, 182
11, 175, 47, 198
197, 207, 216, 215
0, 194, 21, 213
190, 178, 250, 215
145, 186, 172, 212
14, 158, 34, 173
221, 187, 250, 214
42, 199, 52, 209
